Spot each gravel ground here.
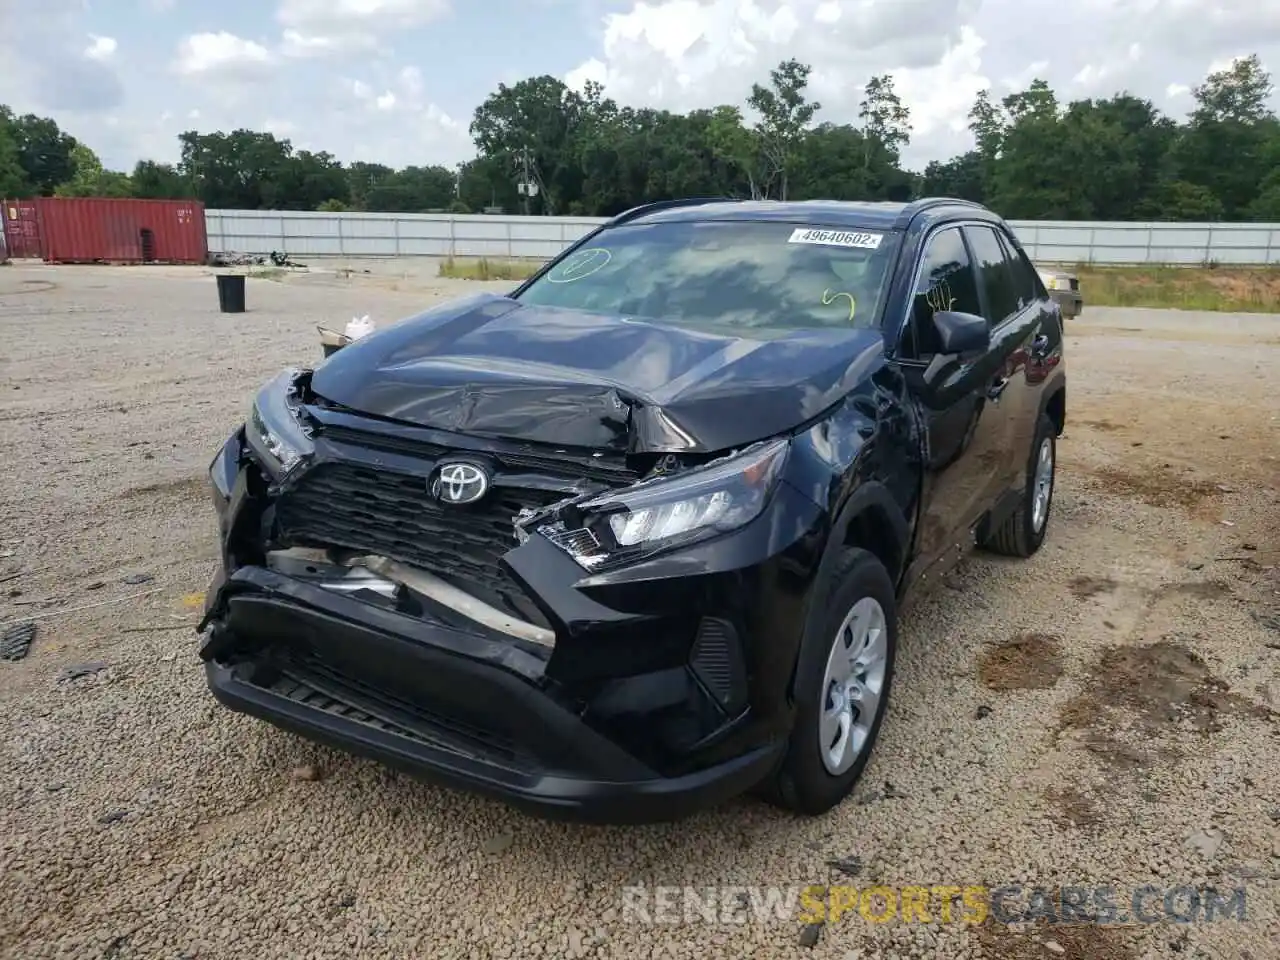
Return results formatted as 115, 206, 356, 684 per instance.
1, 262, 1278, 960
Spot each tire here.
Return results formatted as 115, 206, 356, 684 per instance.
764, 548, 898, 816
984, 412, 1056, 558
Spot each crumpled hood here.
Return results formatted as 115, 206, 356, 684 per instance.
310, 292, 885, 453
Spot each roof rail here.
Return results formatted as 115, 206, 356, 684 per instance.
608, 196, 733, 226
895, 196, 988, 229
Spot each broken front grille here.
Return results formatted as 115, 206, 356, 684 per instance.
275, 461, 564, 627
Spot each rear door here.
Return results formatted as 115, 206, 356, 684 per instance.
962, 224, 1050, 494
897, 226, 1013, 583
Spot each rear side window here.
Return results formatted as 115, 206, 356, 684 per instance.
998, 231, 1043, 310
965, 226, 1021, 325
907, 227, 981, 357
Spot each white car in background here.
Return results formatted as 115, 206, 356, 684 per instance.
1038, 267, 1082, 319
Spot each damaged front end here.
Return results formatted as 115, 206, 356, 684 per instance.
198, 369, 814, 821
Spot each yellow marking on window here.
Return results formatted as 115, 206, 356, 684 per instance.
821, 288, 857, 323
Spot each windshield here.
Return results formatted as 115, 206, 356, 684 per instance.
516, 220, 901, 333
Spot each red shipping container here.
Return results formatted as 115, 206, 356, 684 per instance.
30, 197, 208, 265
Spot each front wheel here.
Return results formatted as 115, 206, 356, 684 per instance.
984, 413, 1056, 557
764, 548, 898, 816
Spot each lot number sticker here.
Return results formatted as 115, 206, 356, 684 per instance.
788, 227, 883, 250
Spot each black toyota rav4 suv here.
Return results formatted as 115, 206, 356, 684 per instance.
200, 198, 1066, 822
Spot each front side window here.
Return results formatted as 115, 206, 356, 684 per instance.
517, 220, 901, 335
965, 225, 1020, 325
998, 231, 1043, 310
906, 227, 981, 358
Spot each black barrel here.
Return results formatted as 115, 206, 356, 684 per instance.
216, 274, 246, 313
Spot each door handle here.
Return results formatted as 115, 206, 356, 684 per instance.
1031, 334, 1051, 358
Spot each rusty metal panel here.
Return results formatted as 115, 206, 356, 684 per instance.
3, 200, 43, 258
32, 198, 208, 264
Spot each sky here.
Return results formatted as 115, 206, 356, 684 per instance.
4, 0, 1279, 175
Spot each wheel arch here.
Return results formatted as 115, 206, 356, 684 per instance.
787, 480, 909, 701
1040, 378, 1066, 436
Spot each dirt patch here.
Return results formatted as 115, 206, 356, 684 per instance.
1043, 785, 1105, 829
1077, 419, 1124, 433
1087, 466, 1222, 510
972, 918, 1135, 960
1058, 641, 1272, 738
978, 634, 1064, 691
1069, 576, 1116, 599
118, 476, 206, 501
1155, 579, 1232, 600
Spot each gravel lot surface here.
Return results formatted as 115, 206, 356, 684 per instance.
1, 262, 1278, 960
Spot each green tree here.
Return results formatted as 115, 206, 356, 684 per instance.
1174, 55, 1277, 218
1133, 180, 1224, 220
921, 151, 985, 202
7, 112, 77, 195
346, 162, 394, 209
748, 59, 821, 200
470, 75, 609, 214
0, 109, 30, 197
54, 143, 132, 197
131, 160, 194, 199
858, 74, 911, 171
457, 155, 520, 213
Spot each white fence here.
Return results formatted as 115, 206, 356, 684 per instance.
205, 208, 1280, 266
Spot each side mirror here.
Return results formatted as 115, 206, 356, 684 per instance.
932, 310, 990, 357
921, 311, 991, 386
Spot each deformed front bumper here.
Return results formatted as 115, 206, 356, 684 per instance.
200, 565, 783, 822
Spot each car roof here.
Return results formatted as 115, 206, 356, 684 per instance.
616, 197, 1002, 231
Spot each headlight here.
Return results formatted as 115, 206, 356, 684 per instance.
535, 437, 790, 571
245, 368, 314, 479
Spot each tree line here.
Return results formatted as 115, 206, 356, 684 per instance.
2, 54, 1278, 221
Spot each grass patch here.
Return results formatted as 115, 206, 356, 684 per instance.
1075, 264, 1280, 312
438, 256, 542, 281
246, 266, 288, 281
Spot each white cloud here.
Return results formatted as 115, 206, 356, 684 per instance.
174, 32, 273, 76
399, 66, 425, 97
262, 118, 299, 136
84, 35, 117, 62
375, 91, 397, 111
890, 25, 988, 145
1, 0, 124, 113
277, 0, 451, 31
565, 0, 1280, 168
999, 59, 1049, 93
279, 29, 378, 58
566, 0, 982, 168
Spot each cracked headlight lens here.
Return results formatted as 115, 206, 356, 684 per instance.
539, 437, 789, 571
245, 368, 314, 479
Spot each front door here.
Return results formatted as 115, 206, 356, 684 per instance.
962, 224, 1049, 495
896, 225, 1012, 584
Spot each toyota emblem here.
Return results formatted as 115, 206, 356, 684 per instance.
432, 462, 490, 505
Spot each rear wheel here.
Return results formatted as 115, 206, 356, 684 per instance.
984, 412, 1056, 557
764, 548, 897, 815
